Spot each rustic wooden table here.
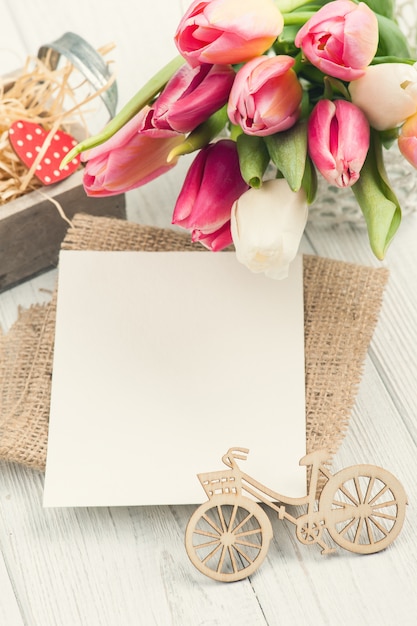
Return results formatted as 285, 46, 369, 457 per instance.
1, 1, 417, 624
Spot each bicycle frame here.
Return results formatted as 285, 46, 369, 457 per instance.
220, 447, 330, 505
199, 447, 336, 553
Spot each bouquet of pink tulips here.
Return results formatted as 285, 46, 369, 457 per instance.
64, 0, 417, 279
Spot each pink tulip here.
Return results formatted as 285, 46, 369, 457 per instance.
82, 107, 185, 197
227, 55, 302, 136
308, 99, 370, 188
398, 113, 417, 168
174, 0, 283, 67
295, 0, 378, 81
172, 139, 249, 251
141, 63, 235, 134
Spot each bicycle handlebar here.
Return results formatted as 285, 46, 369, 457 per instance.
222, 447, 249, 468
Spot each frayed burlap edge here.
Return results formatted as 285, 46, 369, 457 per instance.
0, 213, 389, 472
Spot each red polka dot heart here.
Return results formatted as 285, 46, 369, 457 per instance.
9, 120, 80, 185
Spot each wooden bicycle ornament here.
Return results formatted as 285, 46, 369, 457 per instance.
185, 448, 408, 582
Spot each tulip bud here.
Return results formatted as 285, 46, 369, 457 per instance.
143, 63, 235, 134
82, 107, 185, 197
175, 0, 284, 66
227, 55, 302, 136
231, 178, 308, 279
172, 140, 249, 251
349, 63, 417, 131
398, 112, 417, 168
308, 99, 370, 188
295, 0, 378, 81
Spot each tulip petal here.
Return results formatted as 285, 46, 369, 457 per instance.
349, 63, 417, 130
192, 221, 233, 251
228, 55, 302, 136
334, 99, 370, 184
231, 179, 308, 279
308, 100, 338, 175
398, 112, 417, 168
187, 145, 248, 231
172, 140, 249, 241
149, 63, 235, 133
308, 99, 369, 188
295, 0, 378, 81
175, 0, 283, 66
171, 149, 207, 225
82, 107, 185, 197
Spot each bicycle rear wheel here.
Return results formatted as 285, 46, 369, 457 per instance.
185, 496, 273, 582
320, 465, 407, 554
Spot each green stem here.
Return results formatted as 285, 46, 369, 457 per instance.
167, 105, 229, 162
230, 124, 244, 141
282, 11, 315, 25
275, 0, 317, 11
292, 51, 304, 75
61, 55, 185, 167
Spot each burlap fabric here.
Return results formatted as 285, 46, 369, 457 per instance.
0, 213, 389, 472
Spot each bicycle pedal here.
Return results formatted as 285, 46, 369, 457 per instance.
320, 546, 336, 555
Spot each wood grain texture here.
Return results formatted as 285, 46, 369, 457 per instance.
0, 548, 24, 626
1, 0, 417, 624
0, 171, 126, 291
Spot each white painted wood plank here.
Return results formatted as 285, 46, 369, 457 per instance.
1, 0, 417, 624
249, 354, 417, 625
0, 269, 57, 332
0, 548, 24, 626
0, 463, 270, 626
0, 3, 28, 74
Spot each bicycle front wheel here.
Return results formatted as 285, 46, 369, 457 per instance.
320, 465, 407, 554
185, 496, 273, 582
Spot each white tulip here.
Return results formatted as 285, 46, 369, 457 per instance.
231, 178, 308, 280
349, 63, 417, 131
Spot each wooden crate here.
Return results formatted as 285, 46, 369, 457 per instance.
0, 169, 125, 291
1, 34, 124, 292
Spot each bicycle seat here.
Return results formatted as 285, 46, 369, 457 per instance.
299, 449, 330, 466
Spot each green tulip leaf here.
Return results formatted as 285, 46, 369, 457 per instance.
378, 127, 400, 150
371, 56, 417, 66
301, 155, 317, 204
236, 134, 270, 188
376, 14, 411, 58
363, 0, 395, 20
352, 131, 401, 259
323, 76, 351, 100
264, 121, 308, 192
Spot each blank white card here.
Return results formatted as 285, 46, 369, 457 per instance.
43, 251, 306, 507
